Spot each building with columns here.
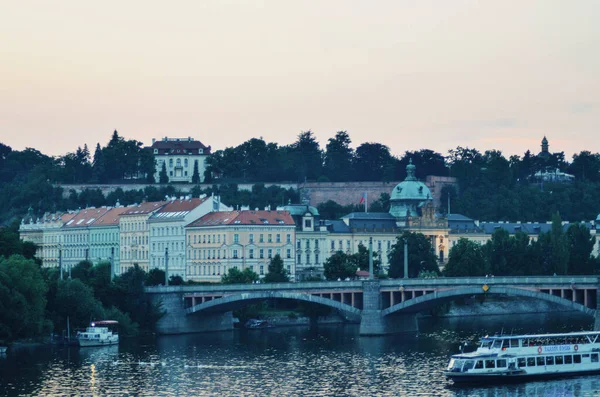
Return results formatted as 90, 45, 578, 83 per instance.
149, 137, 211, 183
185, 210, 296, 282
148, 195, 232, 279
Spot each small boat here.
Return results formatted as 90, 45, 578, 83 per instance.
244, 319, 272, 329
444, 331, 600, 383
76, 320, 119, 347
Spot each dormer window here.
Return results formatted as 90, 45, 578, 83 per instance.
153, 149, 158, 154
304, 219, 312, 229
199, 149, 203, 154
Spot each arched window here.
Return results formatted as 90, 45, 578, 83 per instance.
176, 159, 181, 167
169, 158, 173, 167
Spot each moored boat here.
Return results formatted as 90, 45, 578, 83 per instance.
76, 320, 119, 347
444, 331, 600, 383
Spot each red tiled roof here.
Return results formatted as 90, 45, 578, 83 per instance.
121, 201, 167, 216
64, 208, 110, 228
90, 206, 130, 227
187, 210, 294, 228
157, 197, 208, 213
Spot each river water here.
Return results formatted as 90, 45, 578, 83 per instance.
1, 312, 599, 396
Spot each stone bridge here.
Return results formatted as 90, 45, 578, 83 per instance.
145, 276, 600, 335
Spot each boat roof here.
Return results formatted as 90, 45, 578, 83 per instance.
483, 331, 600, 340
92, 320, 118, 325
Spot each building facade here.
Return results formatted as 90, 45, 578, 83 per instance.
149, 137, 211, 183
185, 210, 296, 282
148, 195, 232, 280
119, 202, 167, 274
89, 205, 129, 276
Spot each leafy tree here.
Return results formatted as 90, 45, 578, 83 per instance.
352, 243, 381, 275
444, 238, 486, 276
263, 254, 289, 283
51, 279, 105, 333
159, 162, 169, 184
353, 143, 394, 181
483, 229, 511, 276
71, 260, 93, 284
91, 143, 106, 183
566, 223, 597, 275
569, 151, 600, 182
324, 131, 354, 181
169, 275, 184, 285
0, 255, 49, 340
323, 251, 357, 280
550, 212, 570, 275
290, 131, 323, 181
388, 233, 439, 278
192, 160, 200, 184
398, 150, 446, 180
145, 268, 166, 286
221, 267, 259, 284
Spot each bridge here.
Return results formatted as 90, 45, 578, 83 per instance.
145, 276, 600, 335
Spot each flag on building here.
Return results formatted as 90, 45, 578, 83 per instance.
359, 192, 367, 204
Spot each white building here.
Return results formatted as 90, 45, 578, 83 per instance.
62, 207, 111, 272
89, 205, 129, 277
148, 195, 232, 280
149, 137, 211, 183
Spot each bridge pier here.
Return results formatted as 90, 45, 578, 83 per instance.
151, 289, 234, 334
359, 280, 418, 335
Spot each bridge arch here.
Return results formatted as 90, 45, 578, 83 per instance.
185, 291, 362, 319
381, 286, 596, 318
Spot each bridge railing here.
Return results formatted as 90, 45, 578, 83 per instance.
380, 276, 599, 287
145, 280, 364, 294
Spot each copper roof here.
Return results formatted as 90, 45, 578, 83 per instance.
187, 210, 294, 228
90, 206, 130, 227
63, 208, 110, 228
121, 201, 167, 216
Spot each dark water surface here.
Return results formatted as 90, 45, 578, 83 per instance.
1, 313, 599, 396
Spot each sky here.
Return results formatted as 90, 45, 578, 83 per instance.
1, 0, 599, 159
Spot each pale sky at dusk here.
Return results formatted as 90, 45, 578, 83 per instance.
1, 1, 599, 159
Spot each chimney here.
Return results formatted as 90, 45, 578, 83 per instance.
152, 138, 156, 144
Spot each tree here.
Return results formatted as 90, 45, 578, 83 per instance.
145, 268, 166, 286
388, 233, 439, 278
221, 267, 259, 284
444, 238, 486, 277
191, 160, 200, 184
353, 143, 394, 181
52, 279, 105, 332
569, 151, 600, 182
290, 131, 323, 181
0, 255, 49, 340
159, 162, 169, 184
483, 229, 511, 276
352, 243, 381, 275
263, 254, 289, 283
566, 223, 597, 275
324, 131, 354, 181
550, 212, 570, 275
169, 275, 184, 285
323, 251, 358, 280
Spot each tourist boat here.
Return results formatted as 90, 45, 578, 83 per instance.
76, 321, 119, 347
444, 331, 600, 383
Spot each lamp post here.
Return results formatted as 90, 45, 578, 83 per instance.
368, 237, 374, 279
59, 244, 63, 281
165, 247, 169, 286
110, 247, 115, 280
403, 238, 408, 279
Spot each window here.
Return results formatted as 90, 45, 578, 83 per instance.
276, 234, 281, 243
287, 249, 291, 259
536, 357, 545, 366
268, 249, 272, 259
484, 360, 495, 369
510, 339, 519, 348
306, 253, 310, 264
517, 358, 526, 367
565, 355, 573, 364
496, 359, 506, 368
176, 159, 181, 167
315, 239, 319, 249
339, 240, 342, 249
387, 241, 391, 250
260, 249, 264, 259
170, 171, 173, 176
268, 234, 272, 243
259, 234, 264, 243
249, 249, 254, 259
249, 234, 254, 243
474, 360, 483, 369
315, 253, 319, 264
574, 355, 582, 364
592, 354, 599, 363
546, 356, 554, 365
234, 234, 239, 244
233, 249, 238, 259
297, 254, 301, 264
260, 265, 264, 275
169, 159, 173, 167
306, 240, 310, 249
286, 234, 291, 244
331, 241, 335, 250
555, 355, 564, 365
304, 219, 312, 228
378, 241, 382, 251
297, 240, 301, 249
184, 159, 188, 167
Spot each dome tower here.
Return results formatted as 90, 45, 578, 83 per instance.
389, 159, 432, 219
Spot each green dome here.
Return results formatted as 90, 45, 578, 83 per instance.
284, 201, 319, 216
389, 159, 432, 218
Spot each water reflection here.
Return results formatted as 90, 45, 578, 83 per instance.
0, 312, 598, 396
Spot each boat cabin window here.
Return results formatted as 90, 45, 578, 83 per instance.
592, 354, 599, 363
491, 340, 503, 349
485, 360, 496, 369
496, 359, 507, 368
536, 357, 545, 366
474, 360, 483, 369
463, 361, 474, 371
481, 340, 493, 349
546, 356, 554, 365
527, 357, 536, 366
565, 355, 573, 364
574, 355, 582, 364
509, 339, 519, 348
517, 358, 526, 367
555, 355, 564, 365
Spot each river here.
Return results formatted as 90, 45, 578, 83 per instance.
1, 312, 598, 396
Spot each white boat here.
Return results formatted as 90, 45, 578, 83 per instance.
76, 321, 119, 347
444, 331, 600, 383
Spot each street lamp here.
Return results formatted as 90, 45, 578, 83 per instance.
165, 247, 169, 286
403, 238, 408, 280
